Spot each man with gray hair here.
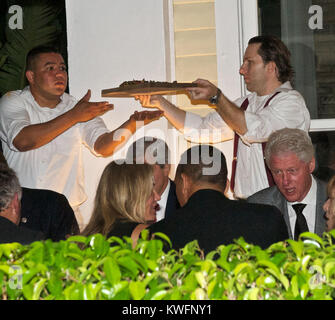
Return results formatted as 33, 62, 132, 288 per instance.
0, 164, 44, 244
126, 137, 179, 221
248, 128, 327, 240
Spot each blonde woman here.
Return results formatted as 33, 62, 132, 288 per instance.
324, 175, 335, 232
82, 161, 160, 246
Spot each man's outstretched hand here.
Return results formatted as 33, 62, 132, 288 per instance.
72, 89, 114, 123
129, 109, 164, 125
186, 79, 218, 101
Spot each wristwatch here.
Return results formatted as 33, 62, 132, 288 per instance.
209, 88, 222, 105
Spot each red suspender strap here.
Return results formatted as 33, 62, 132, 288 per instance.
230, 97, 249, 191
230, 91, 281, 193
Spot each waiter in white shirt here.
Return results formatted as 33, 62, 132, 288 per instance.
135, 35, 311, 199
126, 136, 180, 221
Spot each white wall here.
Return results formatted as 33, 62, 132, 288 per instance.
65, 0, 171, 227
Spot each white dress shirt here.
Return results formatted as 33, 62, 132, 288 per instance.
155, 180, 171, 222
0, 86, 110, 207
183, 82, 310, 199
287, 176, 317, 235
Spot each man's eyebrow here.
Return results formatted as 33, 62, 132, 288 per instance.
43, 61, 66, 67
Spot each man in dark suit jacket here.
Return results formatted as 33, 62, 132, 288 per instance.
0, 151, 79, 241
0, 164, 45, 244
126, 136, 180, 221
247, 128, 327, 239
149, 145, 288, 253
20, 187, 79, 241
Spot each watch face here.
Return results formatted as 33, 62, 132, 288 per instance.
210, 95, 218, 104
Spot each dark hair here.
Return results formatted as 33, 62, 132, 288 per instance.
248, 35, 294, 83
126, 137, 171, 168
26, 46, 61, 71
175, 145, 228, 190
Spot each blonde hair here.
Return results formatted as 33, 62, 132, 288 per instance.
82, 161, 154, 237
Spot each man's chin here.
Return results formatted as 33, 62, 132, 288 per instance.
54, 87, 66, 95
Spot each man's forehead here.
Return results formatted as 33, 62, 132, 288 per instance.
244, 43, 261, 59
270, 152, 313, 166
36, 52, 65, 65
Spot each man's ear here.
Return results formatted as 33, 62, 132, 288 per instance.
12, 193, 21, 225
26, 70, 34, 84
225, 178, 230, 196
309, 157, 316, 174
266, 61, 278, 76
181, 173, 191, 199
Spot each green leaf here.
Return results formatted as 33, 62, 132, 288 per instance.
191, 288, 206, 300
117, 256, 140, 279
150, 290, 167, 300
46, 273, 63, 298
129, 281, 146, 300
287, 240, 304, 259
32, 278, 47, 300
325, 261, 335, 280
67, 236, 88, 244
234, 262, 250, 276
244, 287, 260, 300
301, 232, 324, 248
195, 271, 207, 288
103, 257, 121, 286
146, 240, 163, 260
151, 232, 172, 248
88, 234, 110, 258
291, 275, 300, 297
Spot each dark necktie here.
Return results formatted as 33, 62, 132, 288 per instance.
292, 203, 308, 240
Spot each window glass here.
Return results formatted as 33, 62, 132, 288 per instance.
258, 0, 335, 120
310, 131, 335, 183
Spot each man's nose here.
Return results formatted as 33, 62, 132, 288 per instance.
282, 173, 291, 186
55, 68, 66, 77
239, 64, 245, 75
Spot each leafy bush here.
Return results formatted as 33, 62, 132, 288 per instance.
1, 230, 335, 300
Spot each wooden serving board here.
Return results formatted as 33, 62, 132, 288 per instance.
101, 82, 197, 97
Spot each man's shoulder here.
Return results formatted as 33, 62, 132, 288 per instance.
0, 88, 28, 105
247, 186, 282, 205
221, 196, 281, 216
22, 187, 68, 202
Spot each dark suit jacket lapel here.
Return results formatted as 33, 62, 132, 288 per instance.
314, 178, 327, 236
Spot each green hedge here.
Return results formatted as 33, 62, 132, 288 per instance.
1, 230, 335, 300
